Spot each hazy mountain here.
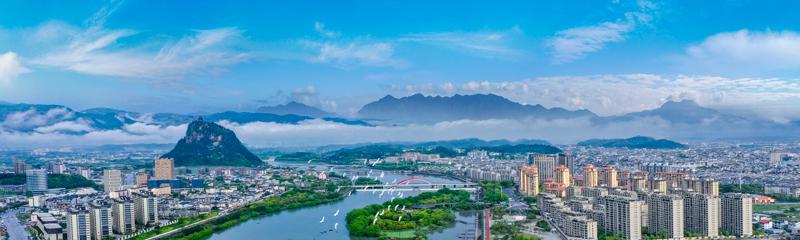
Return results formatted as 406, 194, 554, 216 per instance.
358, 93, 595, 123
577, 136, 686, 149
161, 118, 262, 166
601, 100, 745, 124
257, 101, 335, 118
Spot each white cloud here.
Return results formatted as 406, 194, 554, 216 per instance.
31, 26, 249, 79
0, 52, 30, 83
681, 30, 800, 73
398, 27, 524, 58
33, 121, 94, 133
2, 107, 74, 130
549, 1, 654, 63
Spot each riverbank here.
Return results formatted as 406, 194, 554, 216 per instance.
161, 188, 350, 240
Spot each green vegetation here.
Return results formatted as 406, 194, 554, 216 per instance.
684, 231, 704, 238
642, 228, 669, 239
354, 177, 382, 185
577, 136, 685, 149
420, 146, 458, 158
480, 181, 509, 203
372, 162, 417, 171
598, 229, 624, 240
753, 203, 800, 221
276, 141, 562, 164
720, 183, 764, 195
507, 233, 542, 240
535, 220, 550, 231
0, 173, 99, 190
48, 174, 101, 190
491, 221, 519, 235
274, 152, 319, 162
346, 188, 474, 238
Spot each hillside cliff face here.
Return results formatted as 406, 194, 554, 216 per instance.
161, 118, 262, 166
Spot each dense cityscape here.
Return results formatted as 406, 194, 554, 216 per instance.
0, 139, 795, 240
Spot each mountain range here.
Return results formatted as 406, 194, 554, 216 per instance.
1, 93, 798, 143
577, 136, 686, 149
257, 101, 336, 118
358, 93, 595, 123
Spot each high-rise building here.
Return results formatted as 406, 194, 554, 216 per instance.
583, 165, 599, 187
600, 166, 618, 188
647, 194, 684, 239
629, 176, 647, 192
701, 178, 720, 196
519, 165, 539, 196
558, 153, 576, 174
133, 192, 159, 225
682, 176, 703, 192
721, 193, 753, 237
135, 172, 149, 186
26, 169, 48, 193
532, 154, 557, 183
556, 165, 571, 187
90, 200, 113, 240
48, 162, 66, 174
66, 208, 91, 240
599, 195, 643, 240
111, 197, 136, 234
655, 172, 688, 189
650, 178, 668, 193
13, 159, 28, 174
103, 170, 122, 193
78, 168, 92, 180
683, 192, 719, 237
153, 158, 175, 180
769, 152, 786, 165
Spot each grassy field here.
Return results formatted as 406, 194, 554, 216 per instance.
382, 230, 417, 239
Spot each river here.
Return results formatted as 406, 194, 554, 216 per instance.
208, 162, 478, 240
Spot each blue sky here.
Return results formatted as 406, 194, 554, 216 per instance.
1, 0, 800, 120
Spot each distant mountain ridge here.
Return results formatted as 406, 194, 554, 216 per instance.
358, 93, 595, 123
257, 101, 335, 118
161, 118, 262, 166
577, 136, 686, 149
0, 102, 369, 134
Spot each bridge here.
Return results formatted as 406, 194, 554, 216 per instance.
352, 177, 479, 192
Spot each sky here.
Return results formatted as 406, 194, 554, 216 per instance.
2, 0, 800, 121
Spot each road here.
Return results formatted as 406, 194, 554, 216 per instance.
2, 208, 29, 240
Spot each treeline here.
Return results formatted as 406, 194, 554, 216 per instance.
276, 143, 562, 165
0, 173, 100, 190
